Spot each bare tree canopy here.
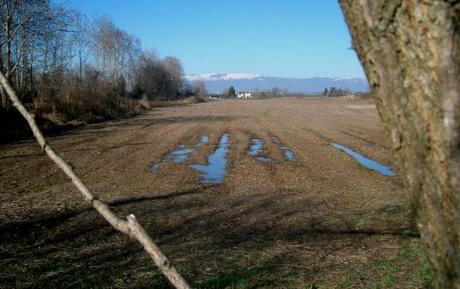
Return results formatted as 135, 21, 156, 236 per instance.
340, 1, 460, 288
193, 80, 208, 97
0, 0, 188, 131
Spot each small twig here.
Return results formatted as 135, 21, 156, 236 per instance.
0, 72, 191, 289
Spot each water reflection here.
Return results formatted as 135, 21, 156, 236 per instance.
199, 135, 209, 145
150, 135, 209, 172
248, 138, 274, 163
191, 134, 230, 184
331, 143, 396, 176
272, 137, 295, 160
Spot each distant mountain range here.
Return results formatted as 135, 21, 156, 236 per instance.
185, 73, 369, 93
185, 73, 369, 94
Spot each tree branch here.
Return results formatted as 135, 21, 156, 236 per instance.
0, 71, 191, 289
7, 7, 41, 42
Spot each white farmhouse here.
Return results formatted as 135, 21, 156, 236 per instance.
237, 91, 253, 99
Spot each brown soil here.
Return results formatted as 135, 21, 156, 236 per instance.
0, 97, 432, 288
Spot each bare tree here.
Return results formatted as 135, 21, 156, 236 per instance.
193, 80, 208, 97
90, 17, 145, 98
0, 0, 52, 105
0, 0, 189, 142
69, 9, 89, 80
132, 52, 186, 101
163, 56, 184, 99
340, 1, 460, 288
133, 51, 161, 100
271, 87, 281, 97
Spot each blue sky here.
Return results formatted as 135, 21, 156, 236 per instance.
65, 0, 364, 78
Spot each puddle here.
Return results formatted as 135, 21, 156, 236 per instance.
150, 135, 209, 172
281, 148, 295, 160
168, 148, 194, 163
331, 143, 396, 176
150, 163, 160, 172
191, 134, 230, 184
272, 137, 295, 160
256, 156, 274, 163
249, 139, 263, 156
149, 146, 194, 172
199, 135, 209, 145
248, 138, 274, 162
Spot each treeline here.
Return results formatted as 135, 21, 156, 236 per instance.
0, 0, 197, 128
219, 86, 287, 99
322, 87, 353, 97
254, 87, 287, 99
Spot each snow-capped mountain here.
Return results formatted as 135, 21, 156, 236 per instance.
185, 73, 368, 94
186, 73, 261, 81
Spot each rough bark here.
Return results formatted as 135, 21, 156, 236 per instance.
0, 71, 191, 289
339, 1, 460, 288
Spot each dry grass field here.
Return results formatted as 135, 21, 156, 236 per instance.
0, 97, 432, 288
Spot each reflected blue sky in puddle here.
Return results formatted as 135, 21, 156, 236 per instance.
256, 156, 274, 163
199, 135, 209, 145
168, 148, 194, 163
150, 135, 209, 172
190, 134, 230, 184
149, 163, 160, 172
248, 138, 274, 163
331, 143, 396, 176
272, 137, 295, 160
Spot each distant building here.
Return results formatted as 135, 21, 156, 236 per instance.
237, 91, 253, 99
343, 93, 356, 99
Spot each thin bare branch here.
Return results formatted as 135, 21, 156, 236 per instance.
0, 71, 191, 289
6, 6, 41, 43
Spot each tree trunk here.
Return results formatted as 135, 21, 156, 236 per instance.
339, 1, 460, 288
0, 42, 4, 73
5, 8, 12, 81
79, 50, 83, 80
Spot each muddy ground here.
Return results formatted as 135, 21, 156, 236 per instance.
0, 97, 432, 288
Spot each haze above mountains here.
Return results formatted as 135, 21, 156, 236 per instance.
185, 73, 369, 94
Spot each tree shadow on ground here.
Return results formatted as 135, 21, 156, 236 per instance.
0, 184, 427, 289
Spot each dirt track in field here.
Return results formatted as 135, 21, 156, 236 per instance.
0, 97, 431, 289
